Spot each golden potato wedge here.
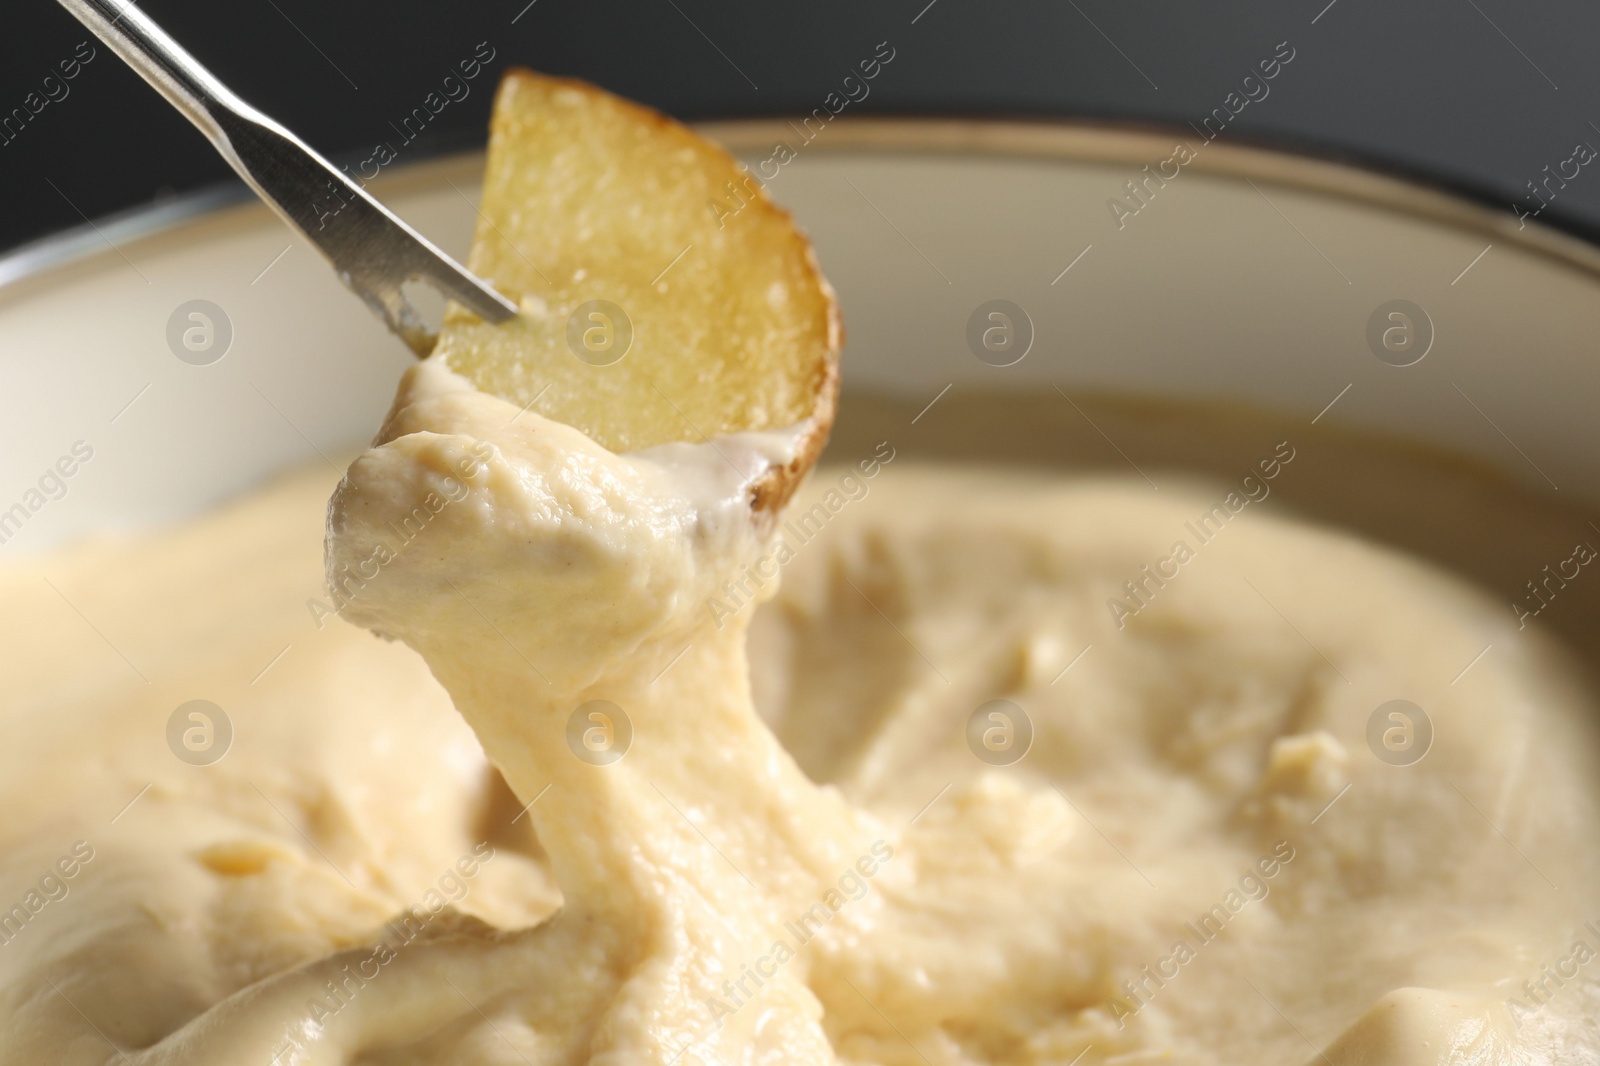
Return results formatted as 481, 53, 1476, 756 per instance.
434, 69, 840, 511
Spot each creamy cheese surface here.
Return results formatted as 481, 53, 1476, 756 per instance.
1, 360, 1599, 1064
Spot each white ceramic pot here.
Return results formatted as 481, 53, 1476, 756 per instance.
1, 120, 1595, 554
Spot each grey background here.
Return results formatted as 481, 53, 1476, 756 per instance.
2, 0, 1597, 253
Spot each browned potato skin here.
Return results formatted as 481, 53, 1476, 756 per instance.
754, 344, 838, 517
439, 69, 841, 515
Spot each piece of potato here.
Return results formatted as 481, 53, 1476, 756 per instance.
434, 69, 841, 512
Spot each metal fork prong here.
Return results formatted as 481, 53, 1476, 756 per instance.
57, 0, 520, 356
343, 274, 435, 357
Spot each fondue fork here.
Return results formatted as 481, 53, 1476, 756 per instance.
56, 0, 517, 355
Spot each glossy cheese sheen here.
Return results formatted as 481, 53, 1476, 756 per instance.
0, 367, 1597, 1063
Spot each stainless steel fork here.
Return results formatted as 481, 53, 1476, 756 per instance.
56, 0, 518, 355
